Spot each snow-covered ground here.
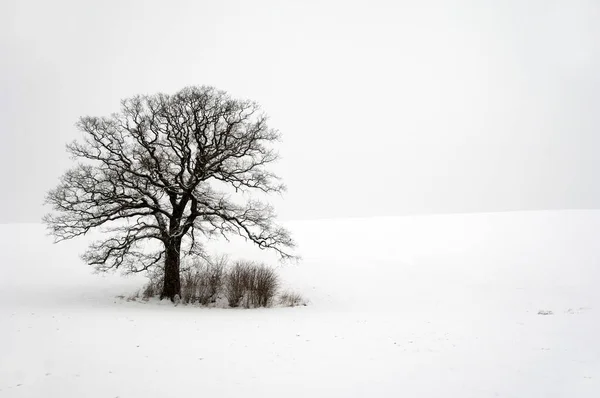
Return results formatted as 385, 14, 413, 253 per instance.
1, 210, 600, 397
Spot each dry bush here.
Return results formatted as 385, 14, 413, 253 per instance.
181, 267, 201, 304
142, 268, 164, 300
279, 291, 306, 307
225, 261, 279, 308
140, 256, 282, 308
225, 261, 250, 307
181, 257, 227, 305
204, 255, 227, 304
142, 284, 155, 300
251, 265, 279, 307
127, 290, 140, 302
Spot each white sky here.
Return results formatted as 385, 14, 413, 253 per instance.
1, 0, 599, 222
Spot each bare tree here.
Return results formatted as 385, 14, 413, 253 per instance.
44, 86, 295, 301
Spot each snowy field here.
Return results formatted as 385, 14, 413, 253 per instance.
1, 210, 600, 397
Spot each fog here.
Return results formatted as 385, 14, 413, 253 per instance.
1, 0, 599, 222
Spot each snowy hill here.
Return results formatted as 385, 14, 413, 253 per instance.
1, 210, 599, 397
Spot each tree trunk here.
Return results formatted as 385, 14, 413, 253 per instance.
160, 238, 182, 301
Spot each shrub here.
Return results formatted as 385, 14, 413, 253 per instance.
142, 268, 164, 300
181, 256, 227, 305
279, 291, 306, 307
251, 265, 279, 308
142, 283, 155, 300
127, 290, 140, 302
204, 255, 227, 304
224, 261, 279, 308
140, 256, 285, 308
181, 267, 201, 304
225, 261, 250, 307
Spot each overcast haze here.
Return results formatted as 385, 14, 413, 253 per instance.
1, 0, 599, 223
